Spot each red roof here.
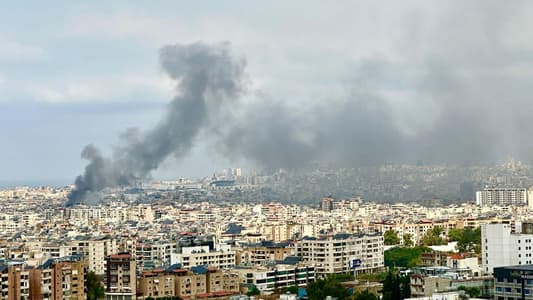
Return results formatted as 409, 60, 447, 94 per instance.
108, 253, 131, 259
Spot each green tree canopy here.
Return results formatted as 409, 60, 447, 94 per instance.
308, 276, 350, 300
353, 290, 378, 300
86, 271, 104, 300
402, 233, 413, 247
382, 270, 410, 300
448, 228, 463, 241
384, 230, 400, 245
247, 284, 261, 296
384, 246, 430, 268
421, 226, 446, 246
456, 227, 481, 253
457, 285, 480, 298
281, 286, 299, 294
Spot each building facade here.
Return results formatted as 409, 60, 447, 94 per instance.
235, 264, 315, 293
296, 233, 384, 277
475, 186, 533, 206
494, 265, 533, 300
104, 253, 136, 300
482, 223, 533, 274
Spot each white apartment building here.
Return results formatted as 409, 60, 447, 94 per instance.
136, 242, 178, 270
475, 186, 533, 206
170, 245, 236, 269
481, 222, 533, 274
234, 264, 315, 292
296, 233, 384, 277
75, 239, 119, 275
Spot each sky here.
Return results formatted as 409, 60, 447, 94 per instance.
2, 1, 533, 184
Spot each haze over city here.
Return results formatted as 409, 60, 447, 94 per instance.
3, 1, 533, 188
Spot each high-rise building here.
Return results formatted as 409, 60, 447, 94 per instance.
321, 196, 335, 212
475, 186, 533, 206
0, 263, 30, 300
104, 253, 136, 300
481, 223, 533, 274
30, 256, 85, 300
296, 233, 384, 277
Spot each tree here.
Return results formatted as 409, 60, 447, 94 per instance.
382, 270, 410, 300
308, 276, 350, 300
399, 275, 411, 299
449, 227, 482, 253
457, 227, 481, 253
448, 228, 462, 241
457, 285, 480, 298
86, 271, 104, 300
403, 234, 413, 247
382, 270, 395, 300
384, 230, 400, 245
353, 290, 378, 300
281, 286, 299, 294
384, 246, 430, 268
247, 284, 261, 296
421, 227, 445, 246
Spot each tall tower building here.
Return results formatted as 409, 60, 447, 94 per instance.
104, 253, 136, 300
482, 222, 533, 274
321, 196, 335, 212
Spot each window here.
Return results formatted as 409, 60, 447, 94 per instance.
505, 287, 512, 292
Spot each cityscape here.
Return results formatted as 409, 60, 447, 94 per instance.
3, 1, 533, 300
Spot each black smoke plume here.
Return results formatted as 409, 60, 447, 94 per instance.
68, 1, 533, 205
67, 42, 247, 206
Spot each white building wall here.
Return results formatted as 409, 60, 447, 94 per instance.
482, 223, 533, 274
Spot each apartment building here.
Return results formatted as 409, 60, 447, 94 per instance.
137, 269, 176, 299
170, 244, 235, 269
420, 251, 449, 267
261, 223, 305, 242
481, 223, 533, 274
409, 267, 493, 298
234, 263, 315, 292
236, 241, 294, 266
104, 253, 136, 300
476, 186, 533, 207
137, 265, 240, 299
296, 233, 384, 276
174, 268, 207, 298
29, 256, 85, 300
0, 262, 30, 300
493, 265, 533, 300
136, 241, 177, 270
29, 267, 52, 300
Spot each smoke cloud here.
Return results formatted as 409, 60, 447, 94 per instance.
68, 2, 533, 205
67, 42, 247, 206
